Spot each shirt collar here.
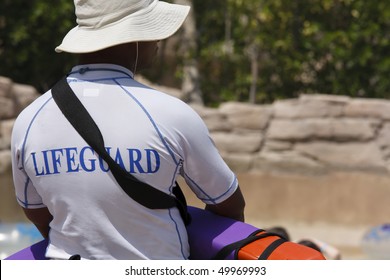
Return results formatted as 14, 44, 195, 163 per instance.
68, 64, 134, 79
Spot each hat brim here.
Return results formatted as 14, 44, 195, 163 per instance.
55, 2, 190, 53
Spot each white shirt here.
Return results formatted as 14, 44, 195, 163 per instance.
11, 64, 238, 259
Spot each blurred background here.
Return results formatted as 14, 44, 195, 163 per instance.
1, 0, 390, 259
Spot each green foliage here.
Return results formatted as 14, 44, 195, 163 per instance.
193, 0, 390, 104
0, 0, 389, 104
0, 0, 76, 93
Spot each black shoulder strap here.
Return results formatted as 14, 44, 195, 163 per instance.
213, 230, 287, 260
51, 76, 190, 224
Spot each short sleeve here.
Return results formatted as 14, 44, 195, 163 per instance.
174, 107, 238, 204
11, 113, 45, 209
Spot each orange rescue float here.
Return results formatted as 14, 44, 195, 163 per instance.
187, 207, 326, 260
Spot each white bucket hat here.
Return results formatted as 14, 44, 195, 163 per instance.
55, 0, 190, 53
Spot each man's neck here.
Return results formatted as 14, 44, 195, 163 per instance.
79, 43, 137, 71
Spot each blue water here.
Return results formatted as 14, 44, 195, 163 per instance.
0, 222, 43, 259
361, 223, 390, 259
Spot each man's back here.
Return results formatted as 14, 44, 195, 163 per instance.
11, 64, 239, 259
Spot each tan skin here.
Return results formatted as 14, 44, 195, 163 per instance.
79, 41, 159, 73
23, 41, 246, 239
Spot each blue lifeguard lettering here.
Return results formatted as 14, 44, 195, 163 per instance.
98, 147, 111, 172
114, 148, 126, 170
42, 150, 52, 175
31, 152, 45, 176
128, 149, 144, 173
51, 149, 63, 174
79, 146, 96, 172
145, 149, 159, 173
30, 146, 161, 176
65, 147, 79, 173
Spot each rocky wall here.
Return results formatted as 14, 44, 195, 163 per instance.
0, 77, 41, 222
2, 76, 390, 227
192, 95, 390, 176
1, 76, 390, 177
0, 77, 40, 174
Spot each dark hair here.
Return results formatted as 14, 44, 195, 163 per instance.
297, 239, 322, 252
266, 226, 290, 240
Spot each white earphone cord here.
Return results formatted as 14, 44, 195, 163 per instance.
133, 42, 138, 78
